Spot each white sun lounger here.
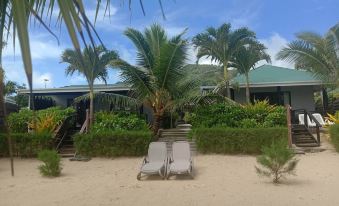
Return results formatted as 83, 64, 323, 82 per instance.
167, 141, 194, 179
137, 142, 168, 180
298, 114, 316, 127
312, 113, 326, 126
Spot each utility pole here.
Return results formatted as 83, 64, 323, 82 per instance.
44, 79, 49, 88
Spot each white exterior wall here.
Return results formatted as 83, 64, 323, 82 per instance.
233, 85, 317, 111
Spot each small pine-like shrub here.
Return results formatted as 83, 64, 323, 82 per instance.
37, 150, 62, 177
255, 140, 298, 183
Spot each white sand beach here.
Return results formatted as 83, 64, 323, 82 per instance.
1, 147, 339, 206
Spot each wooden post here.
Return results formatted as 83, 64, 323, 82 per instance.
286, 105, 292, 148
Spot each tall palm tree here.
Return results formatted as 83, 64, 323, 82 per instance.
230, 42, 271, 103
61, 45, 119, 127
192, 23, 256, 98
277, 23, 339, 86
112, 23, 198, 135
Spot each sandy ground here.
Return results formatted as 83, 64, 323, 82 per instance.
1, 146, 339, 206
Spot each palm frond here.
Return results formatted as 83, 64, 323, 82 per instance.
74, 92, 138, 108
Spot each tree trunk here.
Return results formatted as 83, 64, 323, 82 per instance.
89, 88, 94, 129
0, 69, 14, 176
245, 73, 251, 104
152, 113, 163, 138
223, 64, 230, 98
322, 88, 329, 114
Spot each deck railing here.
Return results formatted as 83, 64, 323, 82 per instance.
292, 109, 321, 146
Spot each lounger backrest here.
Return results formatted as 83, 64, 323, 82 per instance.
148, 142, 167, 162
172, 141, 190, 161
298, 114, 305, 125
299, 114, 315, 126
312, 113, 326, 126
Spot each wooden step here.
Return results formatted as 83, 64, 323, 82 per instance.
295, 142, 319, 147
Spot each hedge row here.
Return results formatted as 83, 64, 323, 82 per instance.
190, 127, 288, 154
73, 130, 152, 157
0, 132, 52, 157
330, 124, 339, 152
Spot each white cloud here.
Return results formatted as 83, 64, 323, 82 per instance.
2, 60, 54, 88
258, 33, 294, 68
33, 72, 53, 88
2, 33, 63, 60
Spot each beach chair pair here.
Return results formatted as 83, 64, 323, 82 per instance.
137, 141, 194, 180
298, 113, 334, 127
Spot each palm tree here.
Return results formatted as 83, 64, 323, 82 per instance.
112, 23, 198, 135
192, 23, 256, 98
61, 46, 119, 127
277, 23, 339, 86
230, 42, 271, 103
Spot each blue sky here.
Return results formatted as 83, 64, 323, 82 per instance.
2, 0, 339, 88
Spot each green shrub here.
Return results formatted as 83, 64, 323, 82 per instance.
263, 108, 286, 127
191, 127, 288, 154
92, 112, 149, 133
243, 100, 275, 123
330, 124, 339, 152
188, 101, 286, 128
7, 108, 33, 133
0, 132, 52, 157
38, 150, 62, 177
74, 130, 152, 157
7, 107, 75, 133
255, 140, 298, 183
190, 103, 246, 128
239, 118, 259, 128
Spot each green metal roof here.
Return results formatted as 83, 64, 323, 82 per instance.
231, 64, 322, 87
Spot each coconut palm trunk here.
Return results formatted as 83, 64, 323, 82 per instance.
153, 113, 163, 136
245, 72, 251, 104
223, 64, 230, 98
89, 85, 94, 128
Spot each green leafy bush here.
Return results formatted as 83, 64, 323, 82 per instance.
7, 108, 33, 133
92, 112, 149, 133
239, 118, 259, 128
189, 101, 286, 128
74, 130, 152, 157
191, 127, 287, 154
255, 140, 298, 183
330, 124, 339, 152
190, 103, 246, 128
38, 150, 62, 177
7, 107, 75, 133
0, 132, 52, 157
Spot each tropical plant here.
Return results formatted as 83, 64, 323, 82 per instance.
255, 140, 298, 183
61, 45, 119, 127
277, 23, 339, 86
37, 150, 62, 177
327, 112, 339, 124
192, 23, 256, 98
230, 42, 271, 103
112, 23, 199, 134
92, 111, 149, 132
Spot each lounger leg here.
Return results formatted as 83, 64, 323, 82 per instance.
189, 166, 194, 179
137, 172, 142, 180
